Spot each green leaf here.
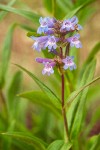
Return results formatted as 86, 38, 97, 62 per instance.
1, 132, 47, 150
0, 23, 17, 88
67, 60, 96, 139
64, 0, 94, 19
27, 31, 42, 37
0, 4, 40, 23
65, 76, 100, 106
18, 90, 61, 117
0, 0, 16, 21
80, 42, 100, 78
43, 0, 52, 13
86, 135, 100, 150
7, 71, 23, 119
15, 64, 61, 109
47, 140, 72, 150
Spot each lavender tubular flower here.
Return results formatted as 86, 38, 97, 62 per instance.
36, 57, 56, 75
67, 34, 82, 48
45, 36, 58, 51
62, 56, 76, 70
37, 17, 56, 34
60, 16, 82, 32
31, 36, 48, 52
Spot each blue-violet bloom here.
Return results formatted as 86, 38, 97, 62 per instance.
60, 16, 78, 32
45, 36, 58, 51
62, 56, 76, 70
36, 57, 56, 75
31, 36, 48, 52
37, 17, 56, 34
67, 34, 82, 48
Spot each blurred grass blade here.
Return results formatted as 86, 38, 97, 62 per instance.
7, 71, 23, 118
47, 140, 72, 150
0, 23, 17, 88
1, 132, 47, 150
80, 42, 100, 78
86, 135, 100, 150
65, 76, 100, 106
67, 60, 96, 139
43, 0, 52, 13
64, 0, 94, 19
70, 60, 96, 140
15, 64, 61, 109
19, 24, 36, 32
18, 90, 61, 117
0, 4, 40, 23
0, 0, 16, 21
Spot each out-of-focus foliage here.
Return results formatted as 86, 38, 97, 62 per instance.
0, 0, 100, 150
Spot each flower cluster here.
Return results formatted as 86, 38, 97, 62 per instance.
31, 16, 82, 75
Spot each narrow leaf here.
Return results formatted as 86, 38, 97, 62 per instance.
0, 23, 17, 88
1, 132, 47, 150
0, 0, 16, 21
0, 4, 40, 23
18, 90, 61, 117
64, 0, 94, 19
67, 60, 96, 139
86, 135, 100, 150
65, 76, 100, 106
70, 60, 96, 139
15, 64, 61, 109
80, 42, 100, 78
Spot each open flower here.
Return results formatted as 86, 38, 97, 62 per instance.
60, 16, 82, 32
31, 36, 48, 52
36, 57, 56, 75
62, 56, 76, 70
45, 36, 58, 51
67, 34, 82, 48
37, 17, 56, 34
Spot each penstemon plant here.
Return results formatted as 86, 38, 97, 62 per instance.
0, 0, 100, 150
30, 16, 82, 143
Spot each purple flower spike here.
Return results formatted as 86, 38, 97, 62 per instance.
67, 34, 82, 48
60, 16, 78, 32
45, 36, 58, 51
62, 56, 76, 70
37, 17, 56, 34
31, 36, 48, 52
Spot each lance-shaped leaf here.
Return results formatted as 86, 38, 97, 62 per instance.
64, 76, 100, 107
47, 140, 72, 150
86, 135, 100, 150
18, 90, 61, 118
0, 23, 17, 88
0, 0, 16, 21
64, 0, 94, 19
66, 60, 96, 139
15, 64, 61, 109
0, 4, 40, 24
7, 71, 23, 118
79, 42, 100, 78
1, 132, 47, 150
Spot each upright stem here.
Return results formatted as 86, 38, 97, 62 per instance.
60, 46, 69, 141
61, 74, 69, 141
